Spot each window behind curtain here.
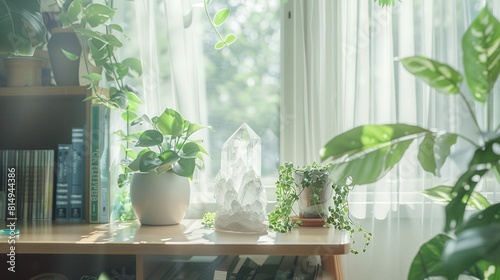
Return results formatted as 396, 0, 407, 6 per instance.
112, 0, 281, 207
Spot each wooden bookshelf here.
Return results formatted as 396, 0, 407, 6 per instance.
0, 86, 90, 151
0, 219, 350, 279
0, 86, 89, 97
0, 86, 91, 222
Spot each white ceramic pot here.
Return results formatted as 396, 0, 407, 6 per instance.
130, 172, 190, 225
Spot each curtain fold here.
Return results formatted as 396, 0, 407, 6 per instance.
285, 0, 500, 279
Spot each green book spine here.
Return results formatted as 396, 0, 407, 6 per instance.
89, 105, 100, 223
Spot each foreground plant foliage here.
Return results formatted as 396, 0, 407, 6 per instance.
320, 7, 500, 280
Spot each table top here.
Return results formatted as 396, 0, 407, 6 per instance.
0, 219, 350, 256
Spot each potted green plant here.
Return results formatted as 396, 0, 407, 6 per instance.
268, 162, 372, 254
320, 6, 500, 279
118, 108, 212, 225
0, 0, 47, 86
0, 0, 46, 56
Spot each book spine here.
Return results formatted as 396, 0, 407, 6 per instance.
46, 150, 55, 220
70, 127, 86, 223
56, 145, 72, 223
89, 105, 100, 223
98, 105, 110, 223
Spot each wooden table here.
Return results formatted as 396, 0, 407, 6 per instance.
0, 219, 350, 279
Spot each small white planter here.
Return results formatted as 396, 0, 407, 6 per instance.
130, 172, 190, 225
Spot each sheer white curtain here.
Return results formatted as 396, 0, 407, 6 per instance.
283, 0, 500, 279
109, 0, 212, 219
132, 0, 208, 121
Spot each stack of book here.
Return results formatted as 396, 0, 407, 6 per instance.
0, 149, 55, 220
55, 103, 110, 224
54, 127, 86, 223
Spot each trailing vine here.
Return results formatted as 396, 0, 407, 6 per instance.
268, 162, 372, 254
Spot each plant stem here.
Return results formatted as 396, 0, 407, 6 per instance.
204, 1, 227, 47
458, 92, 483, 138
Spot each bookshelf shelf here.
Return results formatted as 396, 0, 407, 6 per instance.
0, 219, 350, 279
0, 86, 88, 97
0, 86, 90, 151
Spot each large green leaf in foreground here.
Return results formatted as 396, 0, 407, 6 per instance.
462, 7, 500, 103
320, 124, 459, 186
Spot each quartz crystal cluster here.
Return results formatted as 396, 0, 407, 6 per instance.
214, 123, 267, 233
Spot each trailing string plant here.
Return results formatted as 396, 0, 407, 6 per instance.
204, 0, 236, 50
267, 162, 371, 254
320, 6, 500, 279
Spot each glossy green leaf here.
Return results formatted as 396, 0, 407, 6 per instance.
127, 149, 149, 171
423, 185, 490, 211
83, 3, 115, 27
113, 62, 128, 79
321, 124, 429, 160
331, 139, 413, 185
120, 110, 138, 123
213, 8, 230, 26
131, 114, 152, 126
462, 7, 500, 103
445, 136, 500, 232
469, 261, 500, 280
186, 121, 213, 137
173, 158, 196, 178
408, 234, 451, 280
401, 56, 462, 95
109, 90, 127, 109
215, 41, 226, 50
135, 130, 163, 147
179, 142, 201, 159
67, 0, 82, 23
441, 225, 500, 279
224, 34, 237, 45
457, 203, 500, 235
121, 57, 143, 78
81, 72, 102, 84
157, 108, 184, 137
108, 23, 123, 33
418, 133, 458, 176
320, 124, 428, 185
61, 49, 79, 61
0, 0, 47, 56
138, 150, 162, 172
125, 90, 143, 105
87, 37, 109, 62
158, 150, 180, 165
494, 164, 500, 183
102, 34, 122, 47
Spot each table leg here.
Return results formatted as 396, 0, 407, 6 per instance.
321, 255, 343, 280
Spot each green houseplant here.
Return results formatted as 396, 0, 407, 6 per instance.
0, 0, 47, 87
320, 6, 500, 279
0, 0, 46, 56
268, 162, 371, 254
120, 108, 212, 225
122, 108, 212, 178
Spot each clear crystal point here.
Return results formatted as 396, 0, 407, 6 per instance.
220, 123, 261, 178
214, 123, 267, 233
